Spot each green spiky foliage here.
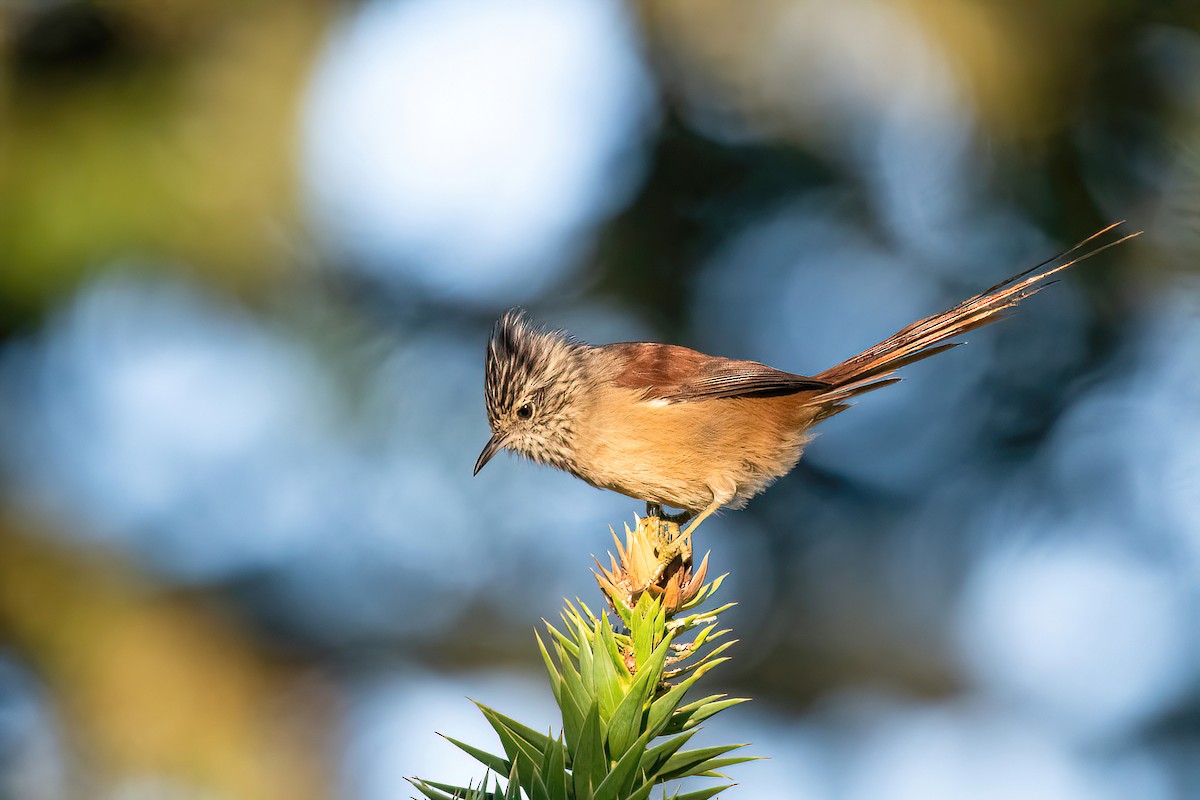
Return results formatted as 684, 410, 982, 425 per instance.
410, 520, 753, 800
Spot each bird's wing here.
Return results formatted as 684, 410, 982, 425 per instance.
602, 342, 829, 402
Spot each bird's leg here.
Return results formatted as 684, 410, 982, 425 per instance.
640, 504, 709, 591
644, 501, 694, 525
639, 492, 727, 591
642, 522, 690, 592
656, 501, 718, 568
682, 500, 720, 537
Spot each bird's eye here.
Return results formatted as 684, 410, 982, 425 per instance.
516, 403, 534, 420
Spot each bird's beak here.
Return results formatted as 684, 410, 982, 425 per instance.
474, 433, 507, 476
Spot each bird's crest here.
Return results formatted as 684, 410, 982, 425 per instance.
484, 309, 582, 425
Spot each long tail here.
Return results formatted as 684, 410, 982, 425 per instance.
810, 222, 1141, 411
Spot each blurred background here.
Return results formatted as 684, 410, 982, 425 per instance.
1, 0, 1198, 798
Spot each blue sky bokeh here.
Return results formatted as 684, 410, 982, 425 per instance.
1, 1, 1198, 798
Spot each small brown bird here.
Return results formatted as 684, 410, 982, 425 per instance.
475, 223, 1138, 535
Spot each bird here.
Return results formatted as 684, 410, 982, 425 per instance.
474, 223, 1139, 536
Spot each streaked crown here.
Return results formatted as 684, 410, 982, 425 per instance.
484, 310, 579, 420
482, 309, 588, 467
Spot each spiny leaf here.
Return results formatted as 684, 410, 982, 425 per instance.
621, 778, 658, 800
407, 778, 464, 800
644, 659, 729, 741
659, 743, 750, 781
543, 733, 568, 800
672, 656, 731, 692
472, 703, 561, 762
545, 620, 580, 659
410, 777, 500, 800
578, 599, 600, 626
638, 729, 698, 779
685, 625, 732, 655
592, 619, 628, 720
505, 762, 522, 800
528, 768, 551, 800
670, 694, 726, 716
576, 619, 596, 699
477, 706, 543, 788
652, 594, 668, 636
671, 784, 735, 800
606, 632, 675, 758
662, 697, 749, 735
536, 632, 563, 707
599, 615, 633, 680
692, 750, 762, 775
646, 658, 732, 740
669, 604, 736, 634
665, 640, 738, 680
594, 727, 654, 800
572, 703, 605, 800
631, 592, 658, 666
563, 599, 591, 639
604, 682, 647, 761
557, 646, 589, 754
610, 597, 634, 629
440, 733, 510, 775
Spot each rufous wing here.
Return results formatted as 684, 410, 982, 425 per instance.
602, 342, 829, 402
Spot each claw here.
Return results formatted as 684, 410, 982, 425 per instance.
638, 517, 693, 591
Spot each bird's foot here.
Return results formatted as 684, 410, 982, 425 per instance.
638, 514, 693, 592
644, 502, 695, 526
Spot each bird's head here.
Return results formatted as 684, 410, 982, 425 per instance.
475, 310, 587, 475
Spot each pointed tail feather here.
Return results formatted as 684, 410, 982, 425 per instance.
811, 222, 1140, 408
